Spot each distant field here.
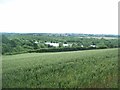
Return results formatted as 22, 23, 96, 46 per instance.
79, 37, 118, 39
2, 48, 118, 88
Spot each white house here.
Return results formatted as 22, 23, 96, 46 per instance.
34, 41, 39, 44
45, 42, 73, 47
63, 44, 69, 47
90, 45, 96, 47
45, 42, 59, 47
81, 45, 84, 47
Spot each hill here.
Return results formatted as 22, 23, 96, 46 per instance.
2, 48, 118, 88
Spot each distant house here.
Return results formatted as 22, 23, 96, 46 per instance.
81, 45, 84, 47
34, 41, 38, 44
63, 44, 69, 47
90, 45, 96, 47
45, 42, 59, 47
45, 42, 73, 47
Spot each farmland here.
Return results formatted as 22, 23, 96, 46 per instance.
2, 48, 118, 88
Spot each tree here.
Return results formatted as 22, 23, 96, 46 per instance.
72, 43, 77, 48
59, 43, 63, 47
33, 43, 39, 49
97, 42, 107, 49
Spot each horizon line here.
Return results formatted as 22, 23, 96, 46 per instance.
0, 32, 119, 35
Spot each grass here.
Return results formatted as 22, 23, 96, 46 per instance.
2, 48, 118, 88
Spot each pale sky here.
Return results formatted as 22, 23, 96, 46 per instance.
0, 0, 119, 34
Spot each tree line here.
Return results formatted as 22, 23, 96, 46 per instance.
2, 33, 119, 55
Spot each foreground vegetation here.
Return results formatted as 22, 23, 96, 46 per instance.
2, 48, 118, 88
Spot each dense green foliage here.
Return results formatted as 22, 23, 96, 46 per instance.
2, 48, 118, 88
2, 33, 119, 55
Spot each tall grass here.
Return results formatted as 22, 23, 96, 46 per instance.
2, 48, 118, 88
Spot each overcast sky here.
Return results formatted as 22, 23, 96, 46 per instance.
0, 0, 119, 34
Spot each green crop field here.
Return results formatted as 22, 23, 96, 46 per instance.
2, 48, 118, 88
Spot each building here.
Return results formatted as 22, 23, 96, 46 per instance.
45, 42, 59, 47
63, 44, 69, 47
90, 45, 96, 47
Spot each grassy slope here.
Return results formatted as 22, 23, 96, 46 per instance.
2, 48, 118, 88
